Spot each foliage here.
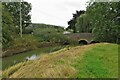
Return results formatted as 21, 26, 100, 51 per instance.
71, 2, 120, 43
75, 14, 91, 33
22, 26, 33, 34
33, 28, 70, 43
5, 2, 32, 33
2, 4, 15, 48
86, 2, 120, 43
2, 1, 32, 48
67, 10, 85, 33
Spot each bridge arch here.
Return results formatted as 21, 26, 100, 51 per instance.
78, 39, 88, 45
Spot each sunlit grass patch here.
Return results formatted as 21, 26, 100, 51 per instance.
73, 43, 118, 78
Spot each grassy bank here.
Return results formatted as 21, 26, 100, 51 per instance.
3, 43, 118, 78
73, 43, 118, 78
2, 45, 65, 70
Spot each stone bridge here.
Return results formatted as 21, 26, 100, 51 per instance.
65, 33, 94, 44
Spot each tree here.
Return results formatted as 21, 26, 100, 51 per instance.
2, 3, 16, 48
86, 2, 120, 43
75, 14, 91, 33
2, 1, 32, 48
67, 10, 85, 33
5, 1, 32, 34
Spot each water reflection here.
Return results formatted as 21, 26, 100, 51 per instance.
26, 54, 37, 61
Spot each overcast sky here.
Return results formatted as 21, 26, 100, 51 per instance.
25, 0, 90, 28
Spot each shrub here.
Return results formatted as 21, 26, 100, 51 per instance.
33, 28, 71, 44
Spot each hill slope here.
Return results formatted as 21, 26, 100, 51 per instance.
3, 43, 118, 78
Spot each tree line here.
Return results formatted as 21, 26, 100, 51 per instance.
2, 1, 120, 49
67, 1, 120, 43
2, 1, 32, 48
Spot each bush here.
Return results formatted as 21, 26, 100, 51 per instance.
23, 28, 33, 34
33, 28, 71, 44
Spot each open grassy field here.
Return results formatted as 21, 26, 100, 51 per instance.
3, 43, 118, 78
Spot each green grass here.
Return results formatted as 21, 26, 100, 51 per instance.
73, 43, 118, 78
3, 43, 118, 78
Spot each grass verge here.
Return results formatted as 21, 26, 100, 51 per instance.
3, 43, 118, 78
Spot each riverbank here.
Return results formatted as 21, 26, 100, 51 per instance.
3, 43, 118, 78
2, 45, 65, 70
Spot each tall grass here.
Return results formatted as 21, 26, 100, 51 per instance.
3, 43, 118, 78
2, 45, 65, 70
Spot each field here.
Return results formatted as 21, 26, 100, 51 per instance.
3, 43, 118, 78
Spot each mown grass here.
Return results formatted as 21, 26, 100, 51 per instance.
3, 43, 118, 78
73, 43, 118, 78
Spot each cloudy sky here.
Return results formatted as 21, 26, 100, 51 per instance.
25, 0, 90, 28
